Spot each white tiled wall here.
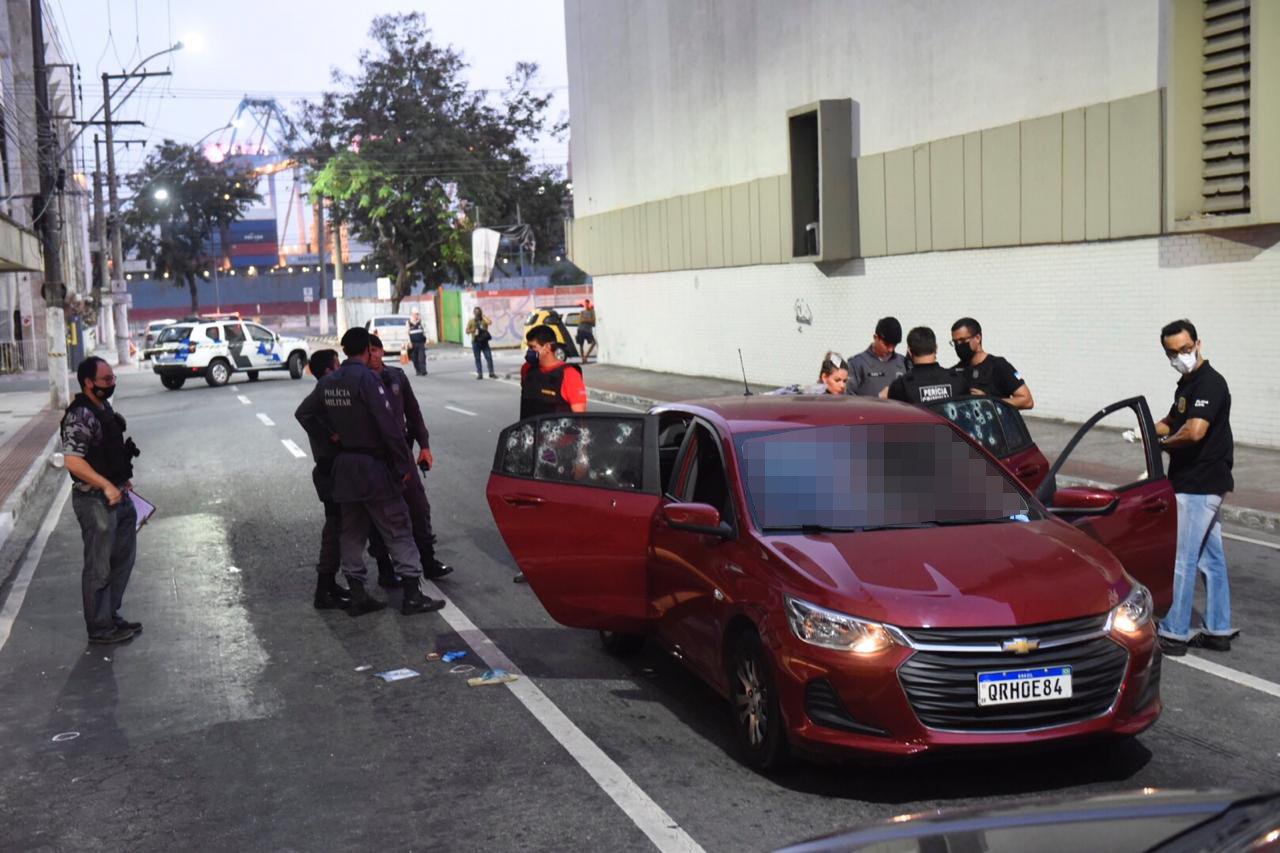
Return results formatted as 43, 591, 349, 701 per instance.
594, 228, 1280, 448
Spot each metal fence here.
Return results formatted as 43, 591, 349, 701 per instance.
0, 338, 47, 374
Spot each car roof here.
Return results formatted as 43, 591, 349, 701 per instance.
658, 394, 946, 435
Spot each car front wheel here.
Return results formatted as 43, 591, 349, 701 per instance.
728, 631, 788, 771
205, 359, 231, 387
288, 351, 306, 379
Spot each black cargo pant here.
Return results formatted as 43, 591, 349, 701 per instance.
410, 340, 427, 375
71, 489, 138, 639
312, 463, 341, 576
368, 473, 435, 572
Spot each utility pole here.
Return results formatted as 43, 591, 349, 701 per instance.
102, 72, 130, 366
31, 0, 69, 406
332, 211, 346, 335
92, 134, 115, 348
314, 196, 330, 335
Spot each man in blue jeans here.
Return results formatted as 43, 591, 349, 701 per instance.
1155, 319, 1236, 656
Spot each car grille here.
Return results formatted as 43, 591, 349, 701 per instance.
897, 616, 1128, 732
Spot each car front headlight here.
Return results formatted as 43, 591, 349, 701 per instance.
1111, 584, 1153, 634
785, 596, 899, 654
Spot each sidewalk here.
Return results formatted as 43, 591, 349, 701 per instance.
544, 361, 1280, 533
0, 374, 61, 549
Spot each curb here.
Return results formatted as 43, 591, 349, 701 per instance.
0, 431, 60, 552
543, 382, 1280, 535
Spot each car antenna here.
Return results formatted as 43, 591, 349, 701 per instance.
738, 348, 753, 396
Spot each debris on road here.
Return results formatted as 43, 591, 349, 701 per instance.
425, 652, 440, 661
374, 668, 420, 682
441, 651, 467, 662
467, 669, 518, 687
354, 665, 372, 672
50, 732, 80, 743
448, 665, 474, 675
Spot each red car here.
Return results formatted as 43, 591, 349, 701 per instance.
486, 394, 1174, 769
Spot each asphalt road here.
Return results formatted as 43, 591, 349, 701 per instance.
1, 350, 1278, 852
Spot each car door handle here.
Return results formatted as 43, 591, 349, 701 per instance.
503, 494, 545, 507
1141, 497, 1169, 514
1014, 463, 1041, 478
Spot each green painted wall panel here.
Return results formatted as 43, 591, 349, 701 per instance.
1021, 113, 1062, 244
1108, 91, 1161, 238
687, 192, 708, 269
857, 154, 887, 257
930, 137, 964, 251
759, 176, 783, 264
981, 123, 1021, 246
1062, 109, 1086, 243
884, 147, 916, 256
706, 188, 726, 268
913, 146, 932, 252
1085, 103, 1110, 240
964, 132, 983, 248
730, 182, 752, 266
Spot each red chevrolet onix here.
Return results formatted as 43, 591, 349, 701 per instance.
486, 394, 1174, 769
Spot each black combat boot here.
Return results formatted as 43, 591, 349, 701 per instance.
346, 578, 387, 617
421, 554, 454, 580
313, 574, 352, 610
400, 576, 446, 615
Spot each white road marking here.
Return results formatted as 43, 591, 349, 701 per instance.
281, 439, 307, 459
256, 413, 275, 427
1223, 532, 1280, 551
237, 395, 251, 405
0, 480, 71, 654
444, 405, 477, 417
1169, 654, 1280, 700
422, 580, 704, 853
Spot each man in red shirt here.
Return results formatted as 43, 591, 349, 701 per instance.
520, 325, 588, 419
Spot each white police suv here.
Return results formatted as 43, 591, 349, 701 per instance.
150, 314, 311, 389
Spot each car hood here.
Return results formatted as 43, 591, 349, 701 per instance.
763, 520, 1130, 628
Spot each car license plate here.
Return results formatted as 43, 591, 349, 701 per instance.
976, 666, 1072, 707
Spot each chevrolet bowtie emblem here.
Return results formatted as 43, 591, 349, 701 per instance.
1002, 637, 1039, 654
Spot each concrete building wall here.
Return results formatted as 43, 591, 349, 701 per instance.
594, 227, 1280, 447
566, 0, 1161, 216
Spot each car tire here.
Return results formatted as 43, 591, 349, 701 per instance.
204, 358, 231, 387
599, 630, 645, 656
247, 370, 260, 381
288, 351, 306, 379
727, 631, 788, 772
160, 375, 185, 390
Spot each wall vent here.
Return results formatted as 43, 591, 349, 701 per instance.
1201, 0, 1251, 214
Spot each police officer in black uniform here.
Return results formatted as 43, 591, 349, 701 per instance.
61, 356, 143, 644
365, 334, 453, 586
320, 327, 444, 616
949, 317, 1035, 410
882, 326, 965, 405
294, 348, 352, 610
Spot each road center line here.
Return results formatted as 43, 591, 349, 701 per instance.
256, 413, 275, 427
443, 405, 478, 417
237, 395, 252, 405
1223, 532, 1280, 551
1168, 653, 1280, 699
0, 480, 70, 655
281, 439, 307, 459
422, 580, 704, 853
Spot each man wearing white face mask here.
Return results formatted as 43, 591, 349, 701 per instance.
1154, 319, 1236, 657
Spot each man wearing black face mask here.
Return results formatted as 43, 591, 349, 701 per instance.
949, 317, 1034, 410
62, 357, 142, 644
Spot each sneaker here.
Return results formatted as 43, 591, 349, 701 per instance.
89, 627, 135, 645
475, 374, 484, 380
1158, 635, 1187, 657
1190, 633, 1232, 652
488, 373, 497, 379
113, 617, 142, 632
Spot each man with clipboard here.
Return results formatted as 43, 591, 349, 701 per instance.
61, 357, 145, 645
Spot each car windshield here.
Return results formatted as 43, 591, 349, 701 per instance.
155, 325, 193, 343
735, 423, 1036, 532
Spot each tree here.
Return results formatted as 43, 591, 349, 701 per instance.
122, 141, 261, 315
301, 13, 565, 308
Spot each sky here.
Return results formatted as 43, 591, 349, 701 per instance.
54, 0, 569, 249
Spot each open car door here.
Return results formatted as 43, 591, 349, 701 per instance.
1035, 397, 1177, 610
486, 413, 661, 633
927, 396, 1050, 491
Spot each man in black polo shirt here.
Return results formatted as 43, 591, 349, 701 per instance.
881, 326, 964, 405
1154, 319, 1236, 656
949, 317, 1034, 410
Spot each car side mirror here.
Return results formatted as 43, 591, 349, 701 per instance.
662, 502, 732, 538
1047, 486, 1120, 519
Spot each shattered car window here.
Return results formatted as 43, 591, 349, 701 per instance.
930, 398, 1008, 457
534, 417, 644, 490
500, 421, 536, 477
